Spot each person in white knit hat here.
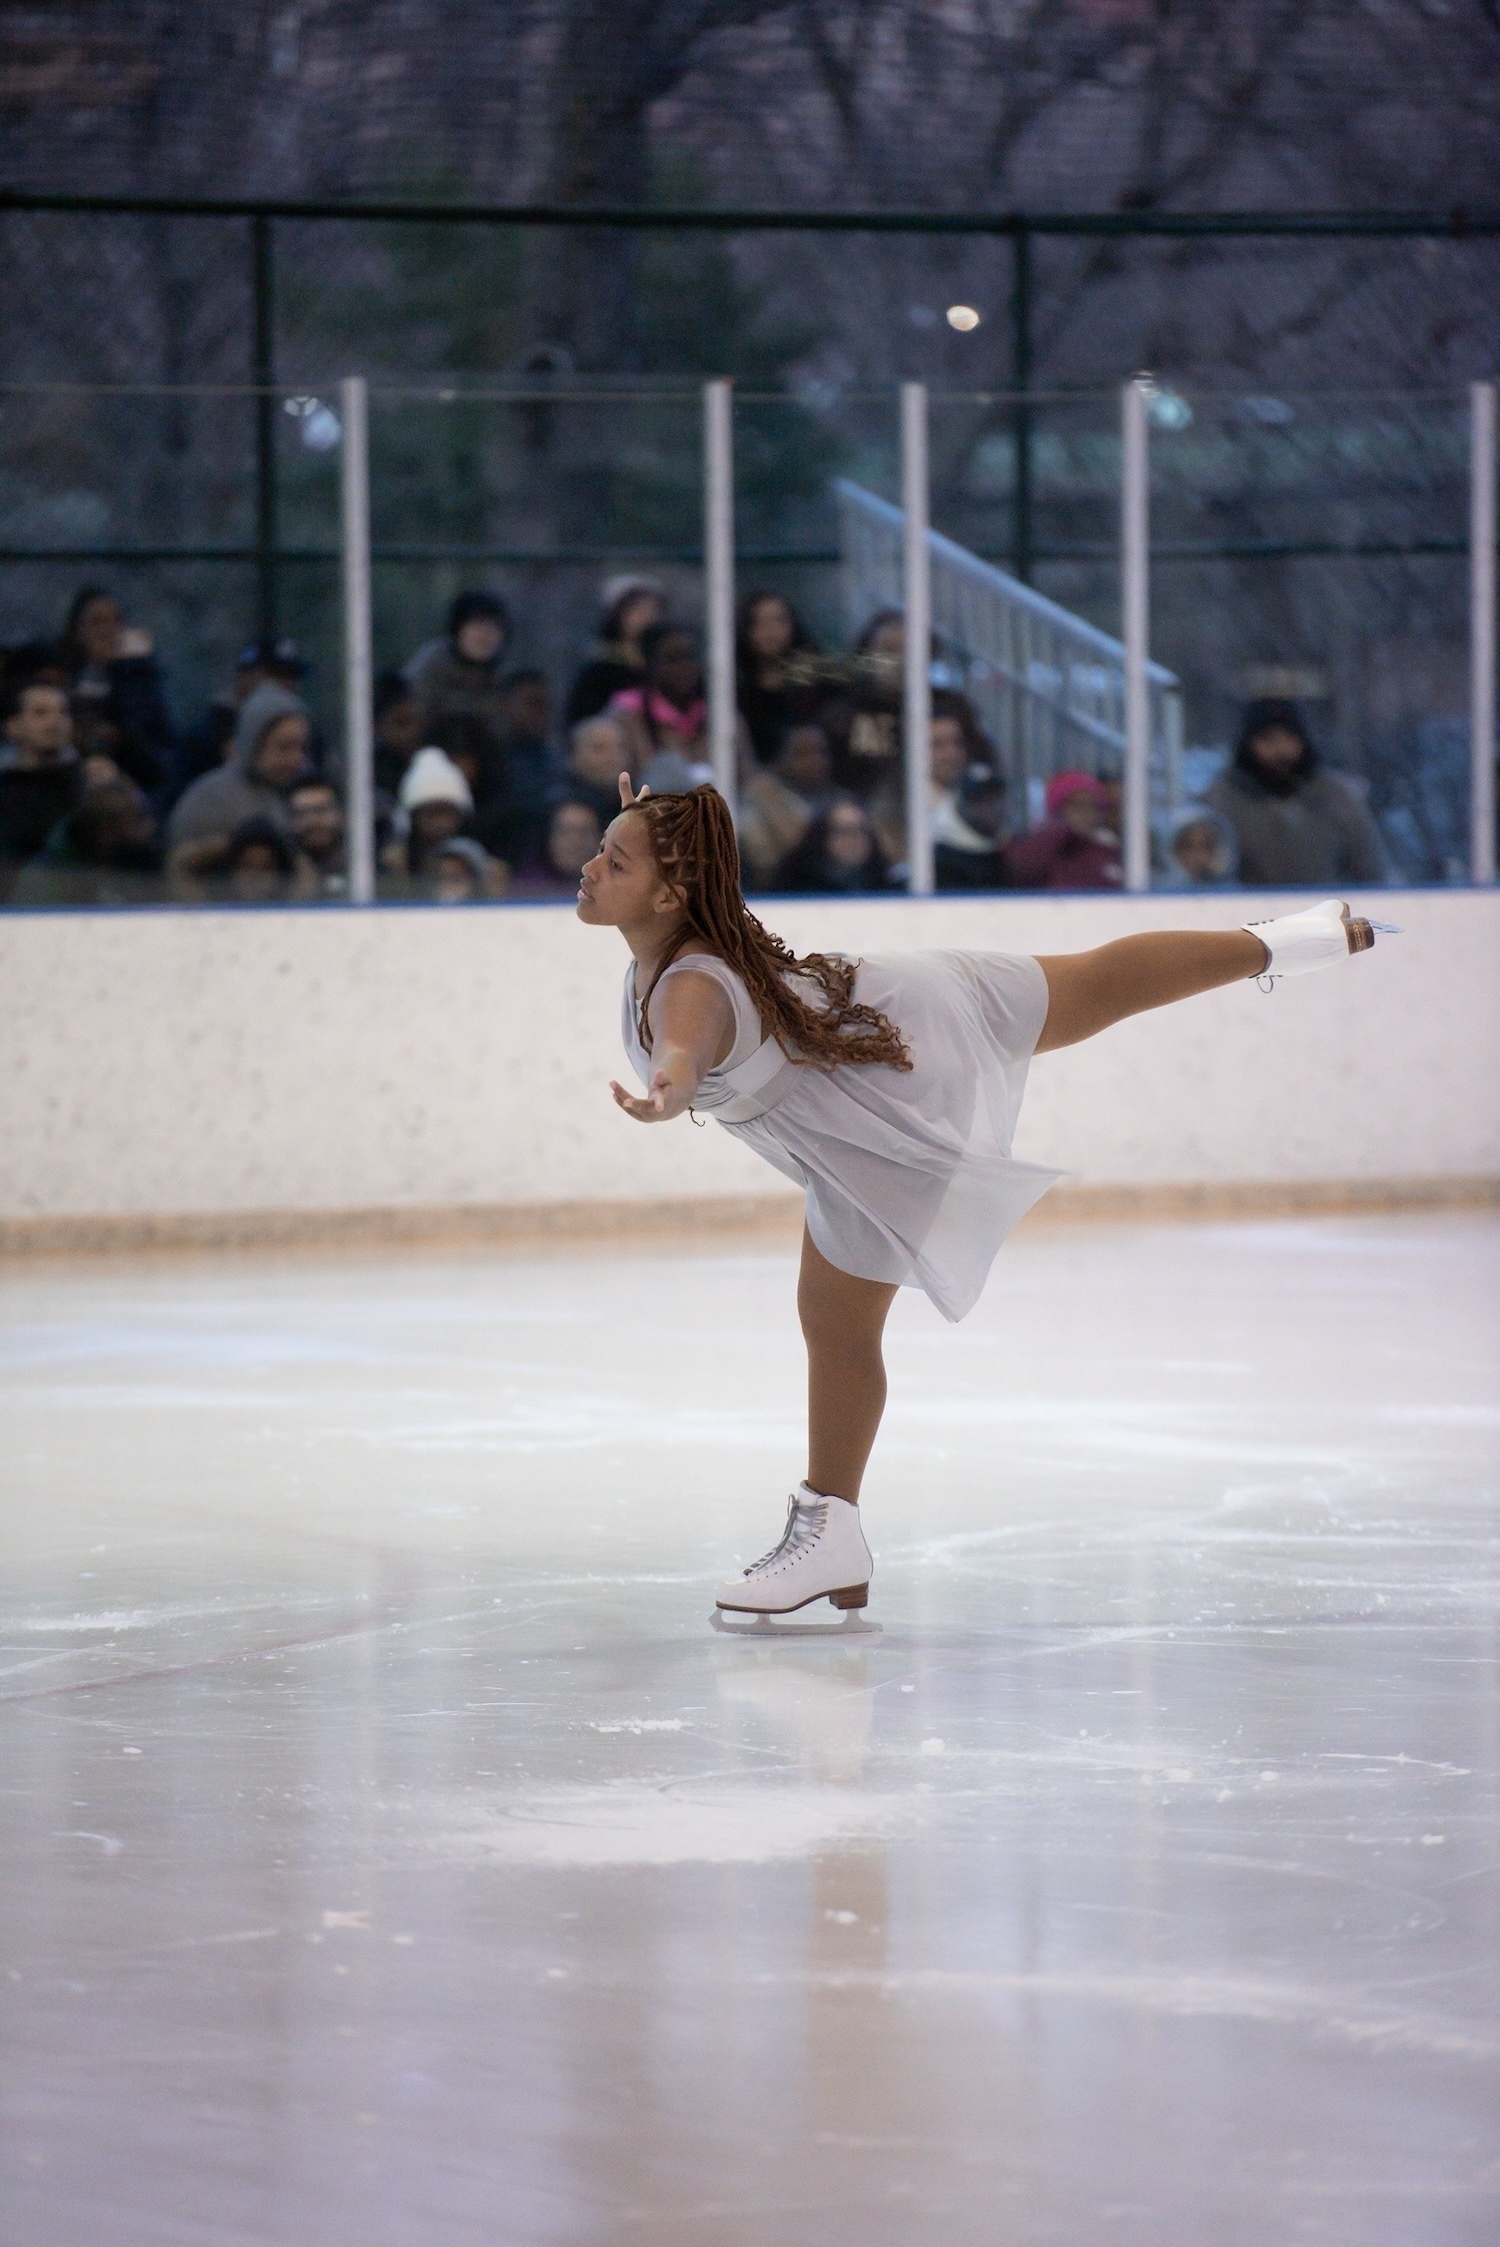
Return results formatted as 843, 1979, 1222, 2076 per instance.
382, 745, 479, 890
580, 775, 1399, 1627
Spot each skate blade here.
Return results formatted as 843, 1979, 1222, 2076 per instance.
710, 1607, 882, 1638
1368, 920, 1402, 933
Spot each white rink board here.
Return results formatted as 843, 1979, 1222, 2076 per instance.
0, 888, 1495, 1221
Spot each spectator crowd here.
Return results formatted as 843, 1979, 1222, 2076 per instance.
0, 575, 1389, 910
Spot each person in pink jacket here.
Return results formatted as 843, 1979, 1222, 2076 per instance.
1005, 768, 1123, 890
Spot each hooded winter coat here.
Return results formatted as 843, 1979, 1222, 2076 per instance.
1207, 750, 1385, 887
165, 683, 308, 850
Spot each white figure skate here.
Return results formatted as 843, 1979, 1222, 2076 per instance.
1243, 896, 1401, 982
711, 1486, 878, 1635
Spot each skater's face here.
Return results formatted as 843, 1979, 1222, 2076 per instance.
576, 808, 681, 933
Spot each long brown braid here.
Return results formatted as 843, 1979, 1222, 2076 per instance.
632, 786, 913, 1072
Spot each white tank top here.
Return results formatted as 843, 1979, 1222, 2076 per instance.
621, 951, 804, 1122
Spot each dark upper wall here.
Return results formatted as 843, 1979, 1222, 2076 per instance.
1, 1, 1496, 215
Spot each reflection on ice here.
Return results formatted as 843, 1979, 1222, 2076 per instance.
424, 1781, 904, 1868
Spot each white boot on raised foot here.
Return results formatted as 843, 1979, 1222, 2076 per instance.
1243, 897, 1401, 981
715, 1485, 873, 1617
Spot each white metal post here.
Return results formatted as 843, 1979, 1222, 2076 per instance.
339, 375, 375, 905
1470, 380, 1497, 885
1120, 376, 1151, 892
703, 378, 737, 808
901, 381, 934, 896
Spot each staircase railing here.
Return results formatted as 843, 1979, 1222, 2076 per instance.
835, 479, 1184, 826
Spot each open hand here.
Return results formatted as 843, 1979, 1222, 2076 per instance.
609, 1069, 682, 1123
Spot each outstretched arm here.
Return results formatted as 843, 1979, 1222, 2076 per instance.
609, 968, 735, 1123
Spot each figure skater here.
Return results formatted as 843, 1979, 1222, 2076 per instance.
577, 779, 1395, 1622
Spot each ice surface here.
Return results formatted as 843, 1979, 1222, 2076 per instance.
1, 1214, 1497, 2245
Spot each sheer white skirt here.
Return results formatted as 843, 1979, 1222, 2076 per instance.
623, 947, 1059, 1323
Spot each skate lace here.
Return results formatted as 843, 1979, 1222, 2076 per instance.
743, 1494, 828, 1577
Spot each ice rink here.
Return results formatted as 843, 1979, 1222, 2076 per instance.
3, 1210, 1498, 2247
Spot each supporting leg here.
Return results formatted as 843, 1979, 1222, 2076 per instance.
1033, 929, 1268, 1054
798, 1226, 899, 1502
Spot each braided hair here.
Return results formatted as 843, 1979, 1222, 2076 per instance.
632, 786, 913, 1073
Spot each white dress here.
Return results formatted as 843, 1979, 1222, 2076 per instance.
621, 948, 1061, 1323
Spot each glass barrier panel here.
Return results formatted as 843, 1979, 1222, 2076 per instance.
0, 383, 275, 909
730, 387, 903, 895
362, 381, 704, 902
929, 388, 1130, 885
0, 372, 1473, 910
1148, 387, 1470, 887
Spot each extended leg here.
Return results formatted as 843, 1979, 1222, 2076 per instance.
1033, 930, 1267, 1054
798, 1226, 899, 1501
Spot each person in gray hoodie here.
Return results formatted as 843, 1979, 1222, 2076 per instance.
166, 681, 312, 853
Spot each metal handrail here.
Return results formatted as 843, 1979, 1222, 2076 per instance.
835, 479, 1184, 825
